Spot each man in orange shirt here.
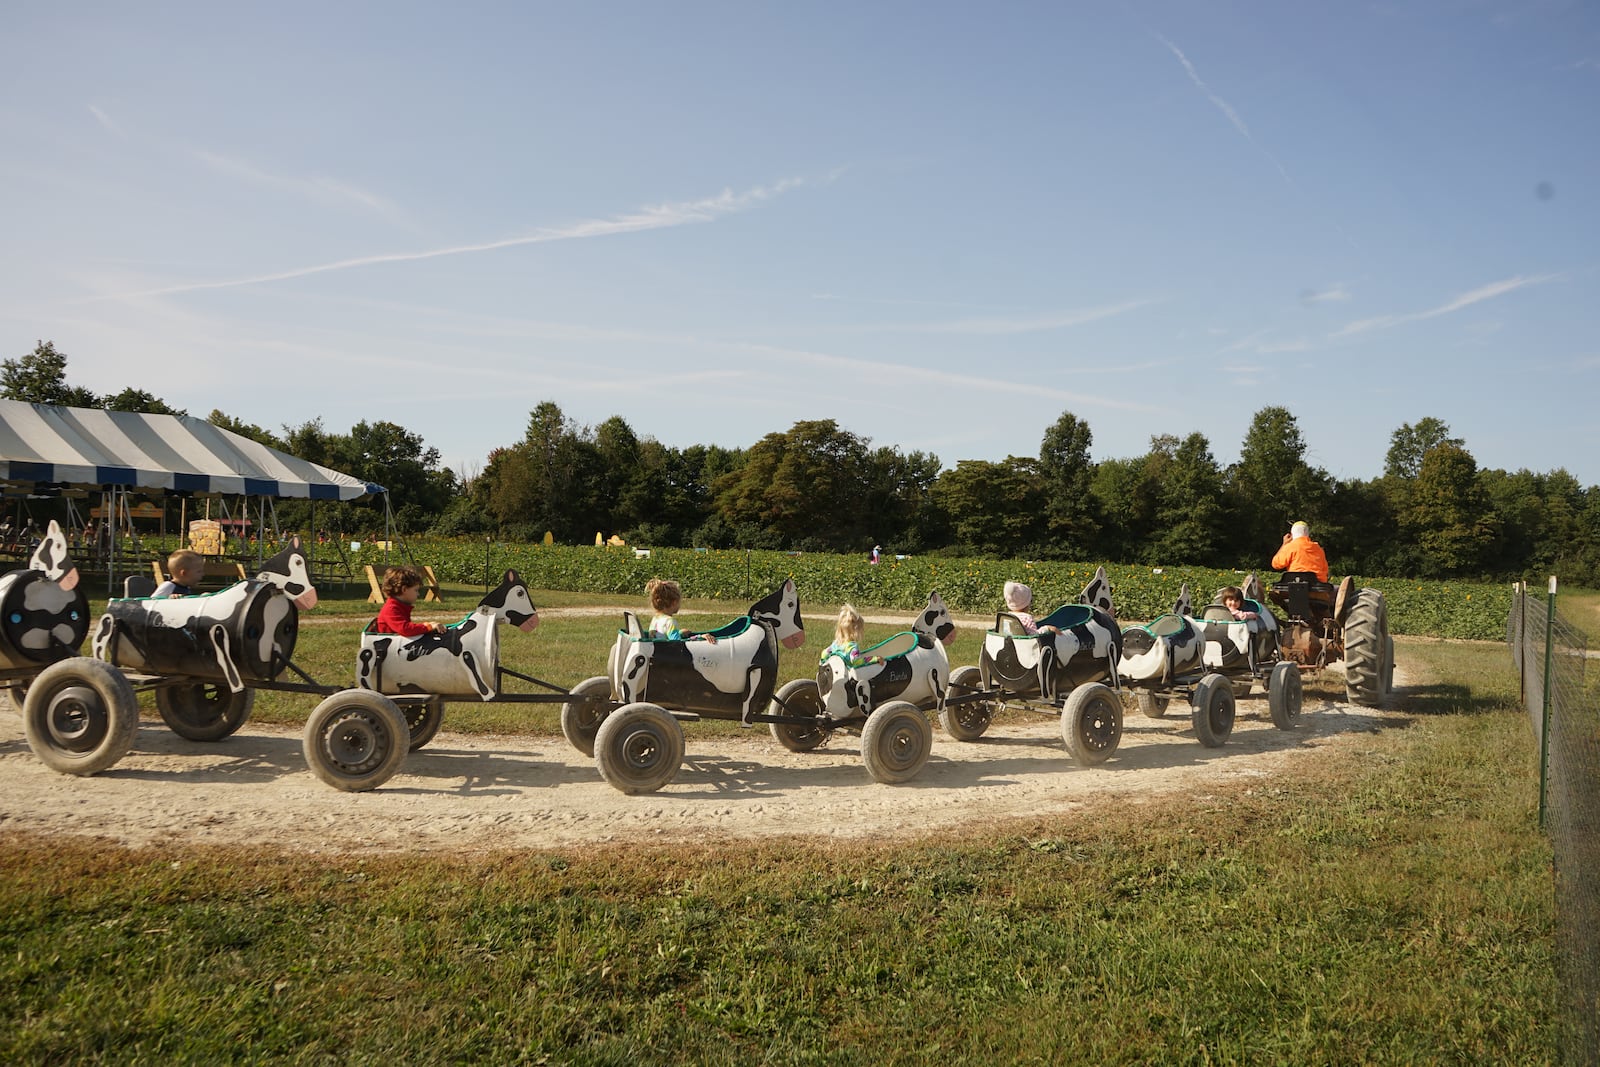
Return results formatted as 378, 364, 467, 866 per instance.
1272, 520, 1329, 582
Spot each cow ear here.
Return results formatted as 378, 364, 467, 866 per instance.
504, 568, 518, 582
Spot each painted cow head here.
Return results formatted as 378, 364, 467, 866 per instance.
915, 590, 957, 647
1173, 583, 1192, 619
1078, 566, 1113, 619
750, 579, 805, 650
481, 569, 539, 632
28, 519, 79, 592
256, 536, 317, 610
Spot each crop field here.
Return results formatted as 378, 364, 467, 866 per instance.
310, 540, 1518, 640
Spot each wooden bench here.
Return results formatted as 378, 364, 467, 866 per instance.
364, 564, 443, 605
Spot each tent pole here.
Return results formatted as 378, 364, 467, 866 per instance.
257, 497, 265, 568
384, 492, 393, 566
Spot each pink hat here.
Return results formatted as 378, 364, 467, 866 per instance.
1004, 581, 1032, 612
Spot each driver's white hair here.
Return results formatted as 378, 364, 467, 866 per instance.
1290, 521, 1310, 539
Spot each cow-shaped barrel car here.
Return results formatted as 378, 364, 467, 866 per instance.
754, 592, 956, 785
561, 581, 806, 794
93, 537, 317, 743
946, 567, 1125, 766
11, 521, 137, 777
1119, 583, 1237, 747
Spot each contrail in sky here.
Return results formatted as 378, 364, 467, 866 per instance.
1158, 35, 1295, 188
97, 177, 808, 301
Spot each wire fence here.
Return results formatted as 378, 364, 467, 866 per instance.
1507, 579, 1596, 1063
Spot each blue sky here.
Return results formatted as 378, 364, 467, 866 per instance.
2, 2, 1595, 487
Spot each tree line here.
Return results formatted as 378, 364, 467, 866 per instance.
6, 341, 1599, 584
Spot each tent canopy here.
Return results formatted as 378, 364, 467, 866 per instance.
0, 400, 383, 501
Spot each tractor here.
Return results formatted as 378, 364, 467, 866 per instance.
1258, 572, 1394, 707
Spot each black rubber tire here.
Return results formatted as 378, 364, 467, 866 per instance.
939, 665, 995, 741
560, 676, 614, 758
155, 683, 255, 742
1384, 635, 1396, 693
1190, 674, 1235, 748
303, 689, 409, 792
1343, 588, 1388, 707
595, 702, 684, 795
1062, 683, 1122, 766
768, 678, 828, 752
22, 658, 139, 776
860, 701, 932, 784
1267, 661, 1302, 730
1136, 690, 1169, 719
404, 698, 445, 752
7, 685, 27, 711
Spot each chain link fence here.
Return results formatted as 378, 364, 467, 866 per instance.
1507, 579, 1596, 1063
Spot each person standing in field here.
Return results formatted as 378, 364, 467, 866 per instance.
1272, 520, 1329, 582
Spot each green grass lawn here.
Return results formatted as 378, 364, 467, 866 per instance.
0, 637, 1561, 1064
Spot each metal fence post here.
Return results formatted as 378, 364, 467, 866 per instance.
1538, 576, 1557, 829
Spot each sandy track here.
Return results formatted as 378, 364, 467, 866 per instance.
0, 668, 1408, 855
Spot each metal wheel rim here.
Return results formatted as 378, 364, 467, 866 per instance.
1077, 696, 1119, 754
45, 684, 109, 753
875, 719, 926, 774
619, 724, 669, 772
951, 701, 993, 733
320, 711, 393, 774
779, 722, 827, 748
178, 684, 228, 727
1207, 692, 1235, 735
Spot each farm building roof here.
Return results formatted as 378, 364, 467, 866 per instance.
0, 399, 383, 500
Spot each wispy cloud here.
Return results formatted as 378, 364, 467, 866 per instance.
1157, 35, 1295, 187
1334, 273, 1559, 337
195, 150, 402, 219
1300, 284, 1351, 304
87, 104, 124, 138
1255, 338, 1310, 354
94, 176, 812, 302
850, 299, 1152, 336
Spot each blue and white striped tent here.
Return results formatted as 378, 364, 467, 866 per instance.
0, 399, 383, 500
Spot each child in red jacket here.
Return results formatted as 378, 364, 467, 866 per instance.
375, 566, 438, 637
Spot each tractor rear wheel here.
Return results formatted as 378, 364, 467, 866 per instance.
1343, 588, 1389, 707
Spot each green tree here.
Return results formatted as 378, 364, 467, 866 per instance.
932, 458, 1048, 558
713, 420, 873, 550
1149, 433, 1226, 565
1, 340, 99, 406
1038, 411, 1098, 557
1404, 443, 1499, 577
208, 410, 285, 450
1226, 407, 1330, 561
103, 387, 185, 416
1384, 417, 1464, 480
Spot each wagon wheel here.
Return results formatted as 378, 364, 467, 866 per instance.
156, 683, 256, 742
1135, 690, 1170, 719
302, 689, 409, 792
6, 684, 27, 711
860, 701, 932, 784
560, 676, 615, 758
1267, 661, 1302, 730
21, 658, 139, 776
768, 678, 828, 753
939, 665, 995, 741
1190, 674, 1235, 748
594, 702, 684, 795
404, 698, 445, 752
1062, 683, 1122, 766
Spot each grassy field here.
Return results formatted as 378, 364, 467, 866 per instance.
0, 636, 1561, 1064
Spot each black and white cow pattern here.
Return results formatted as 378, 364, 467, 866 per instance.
0, 520, 89, 668
355, 570, 538, 700
610, 579, 804, 723
815, 592, 957, 724
92, 537, 315, 692
1117, 583, 1205, 687
1190, 572, 1280, 673
979, 567, 1122, 702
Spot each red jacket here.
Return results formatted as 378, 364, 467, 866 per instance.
1272, 537, 1330, 582
375, 597, 431, 637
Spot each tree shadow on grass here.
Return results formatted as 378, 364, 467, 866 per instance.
1394, 681, 1510, 716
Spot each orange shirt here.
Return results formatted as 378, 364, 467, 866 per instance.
1272, 536, 1329, 582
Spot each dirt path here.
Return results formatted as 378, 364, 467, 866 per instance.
0, 664, 1411, 855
